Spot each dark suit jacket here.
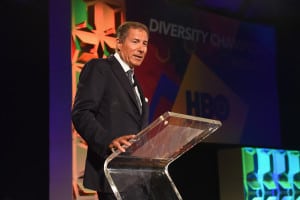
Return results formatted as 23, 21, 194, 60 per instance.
71, 55, 149, 192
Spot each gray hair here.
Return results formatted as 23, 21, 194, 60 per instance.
116, 21, 149, 42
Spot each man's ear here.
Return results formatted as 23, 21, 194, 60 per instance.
116, 38, 121, 51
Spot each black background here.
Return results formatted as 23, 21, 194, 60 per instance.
1, 0, 299, 199
1, 1, 49, 199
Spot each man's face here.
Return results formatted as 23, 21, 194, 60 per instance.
117, 28, 148, 68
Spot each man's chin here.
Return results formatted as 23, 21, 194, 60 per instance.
132, 61, 143, 67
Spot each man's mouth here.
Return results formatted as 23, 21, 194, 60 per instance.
133, 55, 143, 60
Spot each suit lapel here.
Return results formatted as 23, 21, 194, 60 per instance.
108, 55, 143, 115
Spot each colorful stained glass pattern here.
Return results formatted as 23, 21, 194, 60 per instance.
71, 0, 125, 199
242, 148, 300, 200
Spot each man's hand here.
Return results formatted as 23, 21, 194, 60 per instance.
109, 134, 136, 152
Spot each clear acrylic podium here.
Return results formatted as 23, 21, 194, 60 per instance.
104, 112, 222, 200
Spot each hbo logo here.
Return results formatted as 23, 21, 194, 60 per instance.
186, 91, 229, 120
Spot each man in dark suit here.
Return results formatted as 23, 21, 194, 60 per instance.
71, 21, 150, 199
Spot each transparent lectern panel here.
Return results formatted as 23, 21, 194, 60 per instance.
107, 168, 179, 200
124, 112, 221, 160
104, 112, 222, 200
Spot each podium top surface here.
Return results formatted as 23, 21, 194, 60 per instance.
106, 112, 222, 166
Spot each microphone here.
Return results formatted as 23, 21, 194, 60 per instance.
131, 76, 137, 87
131, 81, 137, 87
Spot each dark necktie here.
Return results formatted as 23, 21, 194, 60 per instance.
126, 69, 142, 114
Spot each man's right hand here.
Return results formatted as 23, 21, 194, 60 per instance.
109, 134, 136, 152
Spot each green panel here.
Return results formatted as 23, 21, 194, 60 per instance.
76, 71, 80, 85
72, 0, 87, 25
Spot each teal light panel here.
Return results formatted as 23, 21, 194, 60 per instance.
242, 147, 300, 200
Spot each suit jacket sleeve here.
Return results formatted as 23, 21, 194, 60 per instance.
71, 59, 113, 157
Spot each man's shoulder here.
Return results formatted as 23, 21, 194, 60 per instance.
84, 55, 115, 71
88, 55, 113, 65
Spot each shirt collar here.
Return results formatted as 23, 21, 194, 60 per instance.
114, 52, 132, 73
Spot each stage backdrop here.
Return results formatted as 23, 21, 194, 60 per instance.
70, 0, 280, 199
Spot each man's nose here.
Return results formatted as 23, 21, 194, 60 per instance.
137, 45, 146, 53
